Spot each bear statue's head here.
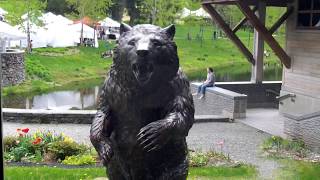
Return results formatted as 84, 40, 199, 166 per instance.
114, 23, 179, 87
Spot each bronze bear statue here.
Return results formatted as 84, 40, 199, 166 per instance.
90, 23, 195, 180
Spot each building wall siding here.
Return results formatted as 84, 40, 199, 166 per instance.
281, 0, 320, 151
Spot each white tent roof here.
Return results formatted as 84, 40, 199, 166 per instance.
181, 8, 192, 18
0, 21, 26, 40
99, 17, 120, 28
56, 15, 73, 25
193, 8, 210, 18
180, 7, 210, 18
41, 12, 73, 25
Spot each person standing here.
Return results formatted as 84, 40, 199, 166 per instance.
193, 67, 215, 99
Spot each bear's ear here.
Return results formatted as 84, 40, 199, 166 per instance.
162, 24, 175, 40
120, 23, 132, 35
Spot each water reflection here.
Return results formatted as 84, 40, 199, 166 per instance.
3, 86, 100, 110
3, 65, 282, 110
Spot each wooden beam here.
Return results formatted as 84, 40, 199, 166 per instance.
232, 6, 258, 33
237, 0, 291, 68
269, 6, 294, 34
202, 4, 255, 65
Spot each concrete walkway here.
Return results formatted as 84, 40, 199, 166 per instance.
240, 108, 285, 138
3, 116, 280, 179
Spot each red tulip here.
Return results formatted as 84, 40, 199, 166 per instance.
21, 128, 29, 133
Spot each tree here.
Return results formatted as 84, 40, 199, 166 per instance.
45, 0, 70, 15
6, 0, 46, 53
66, 0, 112, 45
110, 0, 126, 22
138, 0, 184, 26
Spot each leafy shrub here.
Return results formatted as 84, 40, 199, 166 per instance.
262, 136, 307, 157
189, 151, 210, 167
46, 141, 83, 161
62, 155, 96, 165
25, 57, 52, 81
3, 136, 18, 151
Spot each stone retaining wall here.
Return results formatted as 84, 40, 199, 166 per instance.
3, 108, 96, 124
283, 114, 320, 153
191, 83, 247, 119
3, 108, 229, 124
216, 81, 281, 108
1, 51, 25, 86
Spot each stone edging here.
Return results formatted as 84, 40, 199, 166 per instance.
3, 108, 231, 124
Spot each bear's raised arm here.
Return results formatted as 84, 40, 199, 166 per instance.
137, 72, 195, 152
90, 82, 113, 164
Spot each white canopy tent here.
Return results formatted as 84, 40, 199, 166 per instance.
193, 8, 211, 18
0, 7, 7, 16
180, 7, 210, 18
16, 12, 98, 48
0, 7, 8, 21
41, 12, 73, 26
181, 8, 192, 18
0, 21, 26, 49
46, 23, 78, 47
15, 21, 49, 48
99, 17, 120, 28
69, 23, 99, 48
0, 21, 26, 40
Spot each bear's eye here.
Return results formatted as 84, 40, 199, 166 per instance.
152, 39, 163, 46
128, 39, 136, 46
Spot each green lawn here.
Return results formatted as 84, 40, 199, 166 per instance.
4, 165, 257, 180
3, 24, 285, 97
275, 160, 320, 180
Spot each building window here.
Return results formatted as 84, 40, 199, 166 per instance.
297, 0, 320, 29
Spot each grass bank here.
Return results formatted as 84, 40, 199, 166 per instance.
4, 165, 257, 180
276, 160, 320, 180
3, 24, 284, 97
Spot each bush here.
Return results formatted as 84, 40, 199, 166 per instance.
189, 151, 210, 167
25, 57, 52, 82
62, 155, 96, 165
262, 136, 307, 158
46, 141, 84, 161
3, 136, 18, 152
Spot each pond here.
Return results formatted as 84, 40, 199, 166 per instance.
3, 65, 282, 110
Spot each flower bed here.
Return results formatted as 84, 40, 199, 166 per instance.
4, 128, 98, 166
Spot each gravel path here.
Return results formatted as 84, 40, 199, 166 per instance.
3, 121, 279, 179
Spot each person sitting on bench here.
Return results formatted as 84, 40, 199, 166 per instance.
193, 67, 215, 99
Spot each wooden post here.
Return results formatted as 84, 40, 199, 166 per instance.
237, 0, 291, 68
251, 1, 266, 84
203, 4, 255, 65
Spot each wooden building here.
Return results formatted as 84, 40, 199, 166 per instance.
202, 0, 320, 151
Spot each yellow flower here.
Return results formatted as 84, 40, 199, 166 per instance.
64, 136, 74, 143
